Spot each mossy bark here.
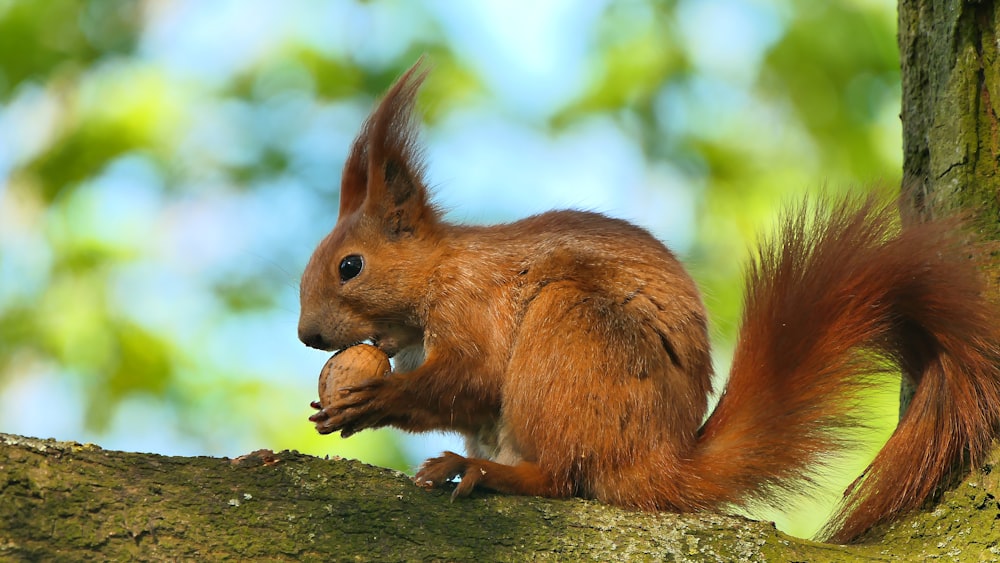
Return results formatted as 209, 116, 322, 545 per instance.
898, 0, 1000, 227
1, 434, 998, 561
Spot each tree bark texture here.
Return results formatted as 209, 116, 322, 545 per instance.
1, 434, 998, 561
899, 0, 1000, 227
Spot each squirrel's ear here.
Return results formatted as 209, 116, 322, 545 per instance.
360, 60, 438, 236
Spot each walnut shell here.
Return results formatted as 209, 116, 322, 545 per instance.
317, 344, 391, 408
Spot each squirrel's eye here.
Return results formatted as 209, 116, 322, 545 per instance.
339, 255, 364, 282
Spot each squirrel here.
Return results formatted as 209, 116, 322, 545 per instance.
298, 62, 1000, 543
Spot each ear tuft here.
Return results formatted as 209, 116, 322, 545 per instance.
338, 124, 370, 218
368, 60, 430, 207
336, 59, 436, 232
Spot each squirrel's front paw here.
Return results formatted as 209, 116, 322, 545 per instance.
309, 377, 389, 438
311, 345, 393, 437
414, 451, 483, 499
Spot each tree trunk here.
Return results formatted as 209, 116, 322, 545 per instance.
899, 0, 1000, 226
1, 433, 997, 561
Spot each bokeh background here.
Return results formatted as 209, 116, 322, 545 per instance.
0, 0, 900, 537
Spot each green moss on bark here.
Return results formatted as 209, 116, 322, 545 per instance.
2, 434, 998, 561
899, 0, 1000, 236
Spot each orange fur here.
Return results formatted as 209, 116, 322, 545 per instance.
299, 62, 1000, 543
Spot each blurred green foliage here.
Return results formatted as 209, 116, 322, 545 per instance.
0, 0, 901, 539
0, 0, 139, 99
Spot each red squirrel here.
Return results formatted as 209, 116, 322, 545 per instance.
298, 62, 1000, 543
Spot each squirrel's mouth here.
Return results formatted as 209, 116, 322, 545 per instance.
334, 336, 399, 359
368, 325, 423, 359
367, 337, 399, 359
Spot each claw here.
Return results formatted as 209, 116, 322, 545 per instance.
314, 422, 336, 435
415, 451, 472, 493
453, 470, 481, 498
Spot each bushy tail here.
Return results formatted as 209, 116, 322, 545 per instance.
688, 195, 1000, 542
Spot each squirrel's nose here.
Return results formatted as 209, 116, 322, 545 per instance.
299, 329, 330, 350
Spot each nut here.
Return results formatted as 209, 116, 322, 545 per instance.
317, 344, 391, 408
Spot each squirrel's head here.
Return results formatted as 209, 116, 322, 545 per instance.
298, 61, 440, 356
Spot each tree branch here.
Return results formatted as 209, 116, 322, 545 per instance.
1, 433, 996, 561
